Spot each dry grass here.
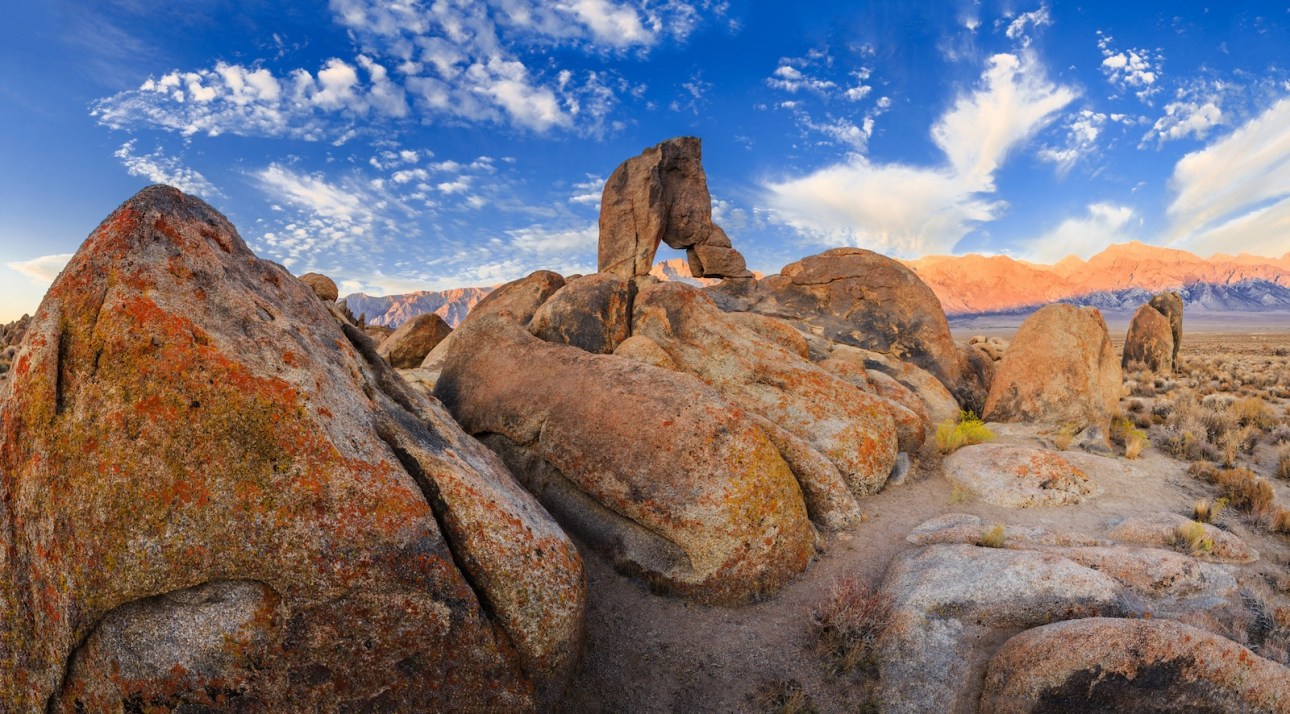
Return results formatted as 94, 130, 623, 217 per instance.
812, 578, 894, 678
1278, 445, 1290, 480
1174, 520, 1214, 556
977, 523, 1007, 548
1052, 423, 1079, 451
1124, 427, 1149, 459
753, 679, 818, 714
934, 411, 995, 454
1215, 467, 1275, 515
1193, 497, 1227, 524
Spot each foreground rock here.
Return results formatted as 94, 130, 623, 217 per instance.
0, 186, 584, 711
942, 443, 1101, 507
983, 303, 1121, 430
598, 137, 751, 280
1123, 302, 1175, 373
981, 618, 1290, 713
435, 314, 814, 605
713, 248, 978, 406
376, 311, 452, 368
1149, 289, 1184, 365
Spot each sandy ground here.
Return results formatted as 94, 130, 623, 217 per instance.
555, 328, 1290, 713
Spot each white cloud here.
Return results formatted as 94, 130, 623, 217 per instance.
1148, 100, 1223, 143
764, 52, 1076, 256
113, 140, 223, 198
506, 223, 598, 252
1004, 5, 1052, 48
1037, 109, 1108, 173
1023, 203, 1136, 262
6, 254, 74, 284
1097, 33, 1162, 103
1167, 97, 1290, 256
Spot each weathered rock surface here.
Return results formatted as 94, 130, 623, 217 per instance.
298, 272, 338, 302
981, 618, 1290, 713
827, 344, 962, 426
1149, 289, 1184, 365
0, 186, 584, 711
967, 335, 1007, 362
942, 443, 1101, 508
528, 273, 633, 354
376, 311, 452, 368
983, 304, 1121, 429
598, 137, 750, 280
612, 334, 678, 370
1123, 302, 1175, 373
723, 311, 810, 360
712, 248, 973, 403
1107, 512, 1257, 564
633, 282, 899, 500
0, 313, 30, 380
434, 313, 815, 605
419, 270, 566, 374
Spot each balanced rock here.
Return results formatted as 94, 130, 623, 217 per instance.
633, 282, 899, 503
0, 186, 584, 711
1123, 302, 1175, 373
376, 311, 452, 368
527, 273, 632, 354
983, 304, 1121, 429
598, 136, 751, 280
713, 248, 976, 404
1149, 289, 1184, 365
981, 618, 1290, 713
298, 272, 338, 302
435, 314, 814, 604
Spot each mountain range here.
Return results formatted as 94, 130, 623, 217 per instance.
342, 244, 1290, 328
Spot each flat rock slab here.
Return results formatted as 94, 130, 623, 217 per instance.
942, 442, 1101, 507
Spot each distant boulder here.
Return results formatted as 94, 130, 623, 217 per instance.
1148, 289, 1184, 365
377, 312, 452, 368
598, 137, 751, 280
298, 272, 338, 302
983, 304, 1121, 429
0, 186, 584, 710
1123, 302, 1175, 373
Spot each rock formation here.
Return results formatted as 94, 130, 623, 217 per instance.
376, 311, 452, 368
983, 304, 1121, 429
527, 273, 633, 354
0, 186, 584, 711
0, 313, 30, 380
1148, 289, 1184, 364
1123, 302, 1175, 372
598, 137, 751, 280
298, 272, 338, 302
941, 443, 1101, 507
434, 314, 814, 604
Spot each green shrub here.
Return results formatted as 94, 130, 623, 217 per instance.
935, 411, 995, 454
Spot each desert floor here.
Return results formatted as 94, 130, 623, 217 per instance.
557, 324, 1290, 713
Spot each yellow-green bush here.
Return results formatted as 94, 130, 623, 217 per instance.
935, 411, 995, 454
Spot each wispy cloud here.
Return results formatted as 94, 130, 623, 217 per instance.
764, 52, 1076, 255
6, 254, 74, 283
1168, 97, 1290, 257
1023, 203, 1136, 262
113, 140, 223, 197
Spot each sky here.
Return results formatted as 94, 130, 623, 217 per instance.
2, 1, 1290, 321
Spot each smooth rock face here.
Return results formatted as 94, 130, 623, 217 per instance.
376, 311, 452, 368
528, 273, 633, 354
0, 186, 584, 711
981, 618, 1290, 713
435, 314, 815, 605
612, 334, 678, 370
419, 270, 566, 373
598, 136, 751, 280
1107, 512, 1257, 564
632, 282, 899, 501
942, 443, 1101, 508
827, 344, 962, 426
716, 248, 971, 400
298, 272, 338, 302
1123, 303, 1175, 373
983, 304, 1121, 429
1149, 289, 1184, 365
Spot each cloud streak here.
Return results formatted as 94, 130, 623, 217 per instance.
6, 254, 74, 284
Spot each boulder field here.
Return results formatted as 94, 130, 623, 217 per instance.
3, 136, 1285, 712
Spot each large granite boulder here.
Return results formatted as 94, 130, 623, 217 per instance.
0, 186, 584, 711
632, 282, 899, 502
1123, 302, 1175, 373
710, 248, 976, 404
942, 443, 1101, 508
298, 272, 338, 302
983, 304, 1121, 429
1148, 290, 1184, 365
376, 311, 452, 368
598, 136, 751, 280
434, 314, 815, 605
981, 618, 1290, 713
527, 273, 633, 354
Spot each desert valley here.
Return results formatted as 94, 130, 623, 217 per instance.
2, 137, 1290, 712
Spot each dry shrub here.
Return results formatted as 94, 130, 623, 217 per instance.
1187, 461, 1221, 483
1174, 520, 1214, 556
978, 523, 1006, 548
1052, 423, 1079, 451
1193, 497, 1227, 524
1124, 428, 1149, 459
753, 679, 817, 714
813, 578, 894, 677
1216, 468, 1275, 515
1231, 397, 1277, 430
935, 411, 994, 454
1127, 399, 1145, 413
1277, 445, 1290, 480
1272, 508, 1290, 535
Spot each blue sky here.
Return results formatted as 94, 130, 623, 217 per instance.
3, 1, 1290, 321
